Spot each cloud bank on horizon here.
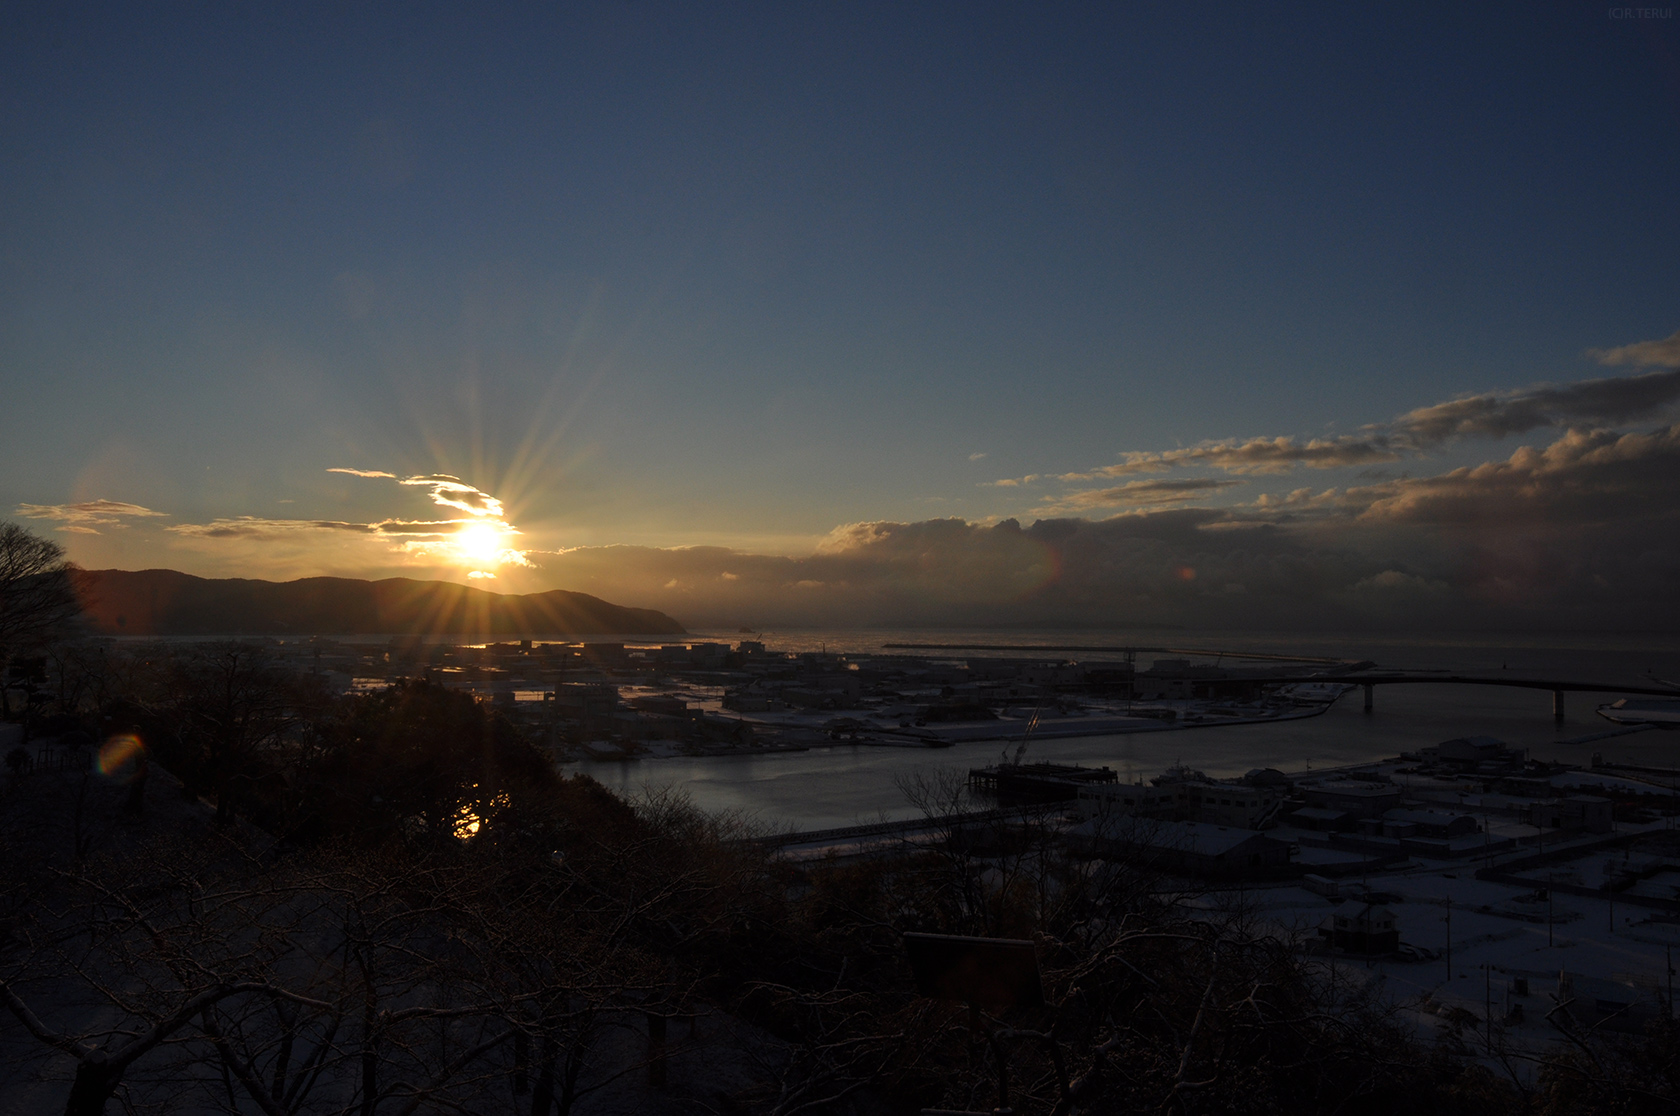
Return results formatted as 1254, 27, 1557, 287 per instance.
16, 334, 1680, 632
528, 337, 1680, 632
537, 421, 1680, 632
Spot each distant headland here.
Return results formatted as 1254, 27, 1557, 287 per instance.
74, 569, 686, 637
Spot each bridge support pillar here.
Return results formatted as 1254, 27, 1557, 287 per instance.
1553, 689, 1565, 722
1363, 683, 1373, 714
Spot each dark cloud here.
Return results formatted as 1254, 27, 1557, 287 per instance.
369, 519, 465, 538
1052, 437, 1400, 481
1349, 423, 1680, 526
531, 512, 1406, 629
531, 422, 1680, 631
167, 518, 382, 539
1018, 353, 1680, 491
1389, 368, 1680, 444
1038, 478, 1244, 512
165, 516, 472, 540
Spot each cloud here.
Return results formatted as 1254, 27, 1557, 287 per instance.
1388, 368, 1680, 444
1243, 487, 1340, 513
366, 520, 463, 538
330, 467, 507, 518
1036, 478, 1244, 513
165, 515, 491, 542
399, 475, 505, 517
1591, 328, 1680, 368
167, 518, 382, 539
172, 469, 531, 575
317, 467, 528, 569
1353, 569, 1449, 595
531, 512, 1365, 629
15, 500, 168, 534
999, 354, 1680, 504
969, 452, 987, 461
326, 467, 398, 478
1347, 422, 1680, 527
1056, 436, 1402, 481
524, 416, 1680, 631
534, 504, 1674, 631
1048, 363, 1680, 486
1014, 337, 1680, 496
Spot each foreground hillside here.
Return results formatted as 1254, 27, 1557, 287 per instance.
10, 664, 1666, 1114
75, 568, 686, 636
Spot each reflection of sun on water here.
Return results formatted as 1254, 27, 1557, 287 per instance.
452, 790, 511, 840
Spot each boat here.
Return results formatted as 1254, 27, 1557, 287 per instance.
1596, 698, 1680, 727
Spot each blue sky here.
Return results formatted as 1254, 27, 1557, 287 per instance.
4, 3, 1680, 628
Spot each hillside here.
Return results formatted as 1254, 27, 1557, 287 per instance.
75, 569, 686, 636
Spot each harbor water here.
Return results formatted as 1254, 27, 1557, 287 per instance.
569, 629, 1680, 831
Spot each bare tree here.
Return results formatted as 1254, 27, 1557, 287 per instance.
0, 829, 664, 1116
0, 522, 82, 718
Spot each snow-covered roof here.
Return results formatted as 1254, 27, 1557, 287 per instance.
1383, 808, 1475, 827
1332, 899, 1397, 921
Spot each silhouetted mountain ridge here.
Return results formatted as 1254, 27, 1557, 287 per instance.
75, 569, 686, 636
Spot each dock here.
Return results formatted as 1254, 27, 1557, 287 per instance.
968, 761, 1119, 803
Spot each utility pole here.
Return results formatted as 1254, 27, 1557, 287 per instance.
1485, 963, 1493, 1054
1669, 944, 1674, 1020
1547, 873, 1554, 948
1445, 898, 1453, 983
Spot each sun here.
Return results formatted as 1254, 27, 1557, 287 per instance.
452, 521, 508, 565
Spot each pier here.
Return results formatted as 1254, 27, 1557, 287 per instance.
967, 761, 1119, 803
751, 803, 1061, 852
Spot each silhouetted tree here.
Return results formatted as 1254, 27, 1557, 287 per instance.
150, 643, 307, 824
0, 522, 81, 718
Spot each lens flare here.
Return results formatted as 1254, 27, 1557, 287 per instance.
97, 734, 147, 784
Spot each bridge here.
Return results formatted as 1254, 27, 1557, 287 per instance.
881, 641, 1356, 665
1253, 674, 1678, 721
875, 642, 1676, 722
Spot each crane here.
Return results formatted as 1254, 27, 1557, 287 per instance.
1004, 695, 1047, 767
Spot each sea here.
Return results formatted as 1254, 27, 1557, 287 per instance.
567, 627, 1680, 832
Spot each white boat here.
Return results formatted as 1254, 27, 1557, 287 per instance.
1276, 681, 1355, 703
1596, 698, 1680, 727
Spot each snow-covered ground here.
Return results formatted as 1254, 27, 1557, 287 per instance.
1229, 820, 1680, 1073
